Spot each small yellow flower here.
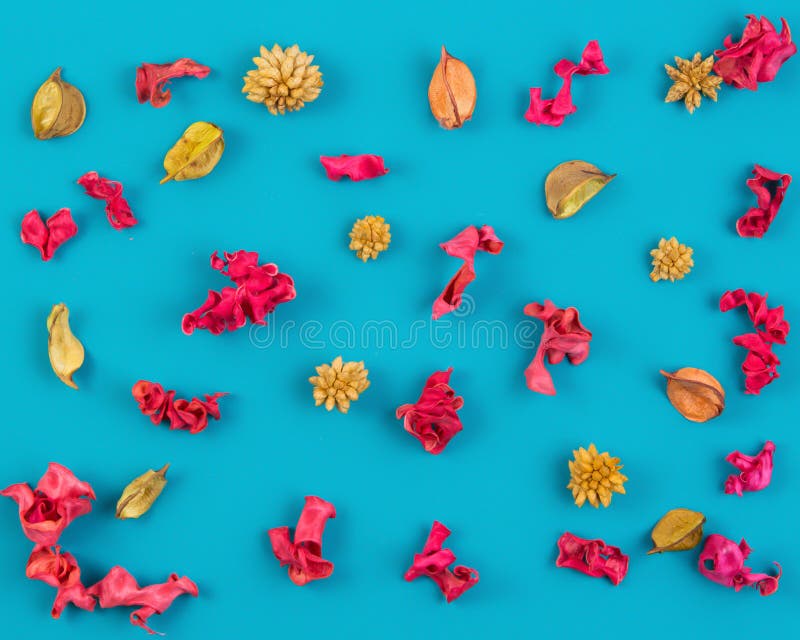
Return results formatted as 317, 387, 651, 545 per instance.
349, 215, 391, 262
664, 52, 722, 114
309, 356, 370, 413
242, 44, 323, 115
650, 236, 694, 282
567, 444, 627, 508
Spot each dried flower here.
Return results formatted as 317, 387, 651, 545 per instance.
116, 464, 170, 519
725, 441, 776, 496
31, 68, 86, 140
161, 121, 224, 184
136, 59, 210, 108
21, 209, 77, 261
47, 303, 84, 390
349, 215, 391, 262
556, 532, 628, 585
660, 367, 725, 422
567, 444, 627, 508
649, 236, 693, 282
737, 165, 791, 238
664, 53, 722, 114
396, 368, 464, 454
309, 356, 369, 413
648, 508, 706, 554
25, 546, 95, 618
698, 534, 780, 596
544, 160, 615, 219
77, 172, 137, 230
428, 46, 476, 129
243, 44, 322, 115
320, 154, 388, 181
132, 381, 225, 434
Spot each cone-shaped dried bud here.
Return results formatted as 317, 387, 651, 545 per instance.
31, 68, 86, 140
428, 46, 476, 129
660, 367, 724, 422
46, 303, 84, 389
545, 161, 615, 219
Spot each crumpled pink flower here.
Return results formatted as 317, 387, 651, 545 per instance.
1, 463, 95, 546
525, 40, 609, 126
87, 566, 198, 634
319, 154, 388, 181
404, 521, 478, 603
182, 250, 296, 335
725, 441, 776, 496
736, 165, 791, 238
135, 58, 210, 107
268, 496, 336, 586
131, 380, 226, 434
720, 289, 789, 394
20, 209, 77, 261
396, 368, 464, 454
432, 225, 503, 319
555, 532, 628, 585
698, 534, 780, 596
77, 171, 138, 230
523, 300, 592, 395
25, 546, 95, 618
714, 15, 797, 90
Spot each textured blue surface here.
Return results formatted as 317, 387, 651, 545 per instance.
2, 0, 798, 637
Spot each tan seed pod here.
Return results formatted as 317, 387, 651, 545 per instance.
544, 160, 615, 219
428, 46, 476, 129
660, 367, 724, 423
31, 68, 86, 140
46, 303, 84, 389
116, 464, 170, 520
161, 121, 224, 184
648, 508, 706, 554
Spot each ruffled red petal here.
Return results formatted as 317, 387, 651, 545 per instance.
77, 171, 138, 230
699, 534, 780, 595
132, 380, 225, 434
319, 154, 388, 181
25, 546, 95, 618
135, 59, 210, 108
724, 441, 776, 496
555, 532, 628, 585
396, 368, 464, 454
20, 209, 77, 261
736, 165, 791, 238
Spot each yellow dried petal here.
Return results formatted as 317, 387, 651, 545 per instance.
161, 122, 224, 184
47, 303, 84, 390
648, 508, 706, 554
31, 68, 86, 140
116, 464, 169, 520
545, 161, 615, 220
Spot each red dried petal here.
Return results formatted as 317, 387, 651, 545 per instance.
135, 58, 210, 108
698, 534, 780, 596
724, 441, 776, 496
25, 546, 95, 618
132, 380, 225, 434
736, 165, 791, 238
556, 532, 628, 585
525, 40, 609, 127
396, 368, 464, 454
77, 171, 138, 230
319, 155, 388, 181
20, 209, 77, 261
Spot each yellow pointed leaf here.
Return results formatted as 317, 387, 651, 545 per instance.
46, 303, 84, 389
116, 464, 170, 520
648, 508, 706, 554
161, 122, 224, 184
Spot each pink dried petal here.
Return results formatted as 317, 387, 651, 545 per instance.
698, 534, 780, 596
555, 532, 629, 585
25, 546, 95, 618
319, 154, 388, 181
736, 165, 791, 238
396, 368, 464, 454
525, 40, 609, 127
432, 225, 503, 319
725, 441, 776, 496
135, 58, 210, 108
131, 380, 225, 434
20, 209, 77, 261
77, 171, 138, 230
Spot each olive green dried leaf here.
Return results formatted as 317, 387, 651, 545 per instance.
31, 68, 86, 140
46, 303, 84, 389
161, 121, 224, 184
648, 508, 706, 554
116, 464, 170, 520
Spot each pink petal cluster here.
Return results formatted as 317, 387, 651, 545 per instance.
182, 250, 296, 335
719, 289, 789, 394
524, 40, 609, 127
714, 16, 797, 90
736, 165, 791, 238
135, 58, 210, 107
25, 546, 96, 618
319, 154, 388, 181
268, 496, 336, 586
555, 532, 629, 585
523, 300, 592, 395
20, 209, 77, 261
725, 441, 776, 496
131, 380, 226, 434
433, 225, 503, 319
698, 534, 780, 596
396, 368, 464, 454
77, 171, 138, 230
404, 521, 478, 603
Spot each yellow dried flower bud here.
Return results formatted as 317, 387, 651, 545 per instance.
349, 215, 391, 261
650, 236, 694, 282
242, 44, 323, 115
567, 443, 627, 508
309, 356, 370, 413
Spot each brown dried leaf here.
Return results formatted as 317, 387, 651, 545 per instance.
116, 464, 170, 520
46, 303, 84, 389
648, 508, 706, 554
544, 160, 615, 219
660, 367, 724, 422
428, 46, 476, 129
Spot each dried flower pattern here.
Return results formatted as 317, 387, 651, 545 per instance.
556, 532, 629, 585
309, 356, 370, 413
77, 171, 137, 230
396, 368, 464, 454
131, 381, 225, 434
21, 209, 77, 261
698, 534, 780, 596
649, 237, 693, 282
715, 15, 797, 90
737, 165, 791, 238
320, 155, 388, 181
567, 444, 627, 508
25, 546, 95, 618
664, 53, 722, 113
136, 59, 210, 108
268, 496, 336, 586
725, 441, 776, 496
428, 46, 477, 129
182, 250, 296, 335
525, 40, 608, 127
523, 300, 592, 395
405, 521, 478, 602
719, 289, 789, 394
243, 44, 322, 115
433, 225, 503, 319
349, 215, 391, 261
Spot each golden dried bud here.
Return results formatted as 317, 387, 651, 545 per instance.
648, 508, 706, 554
116, 464, 170, 520
545, 160, 615, 219
660, 367, 724, 422
46, 303, 84, 390
161, 122, 224, 184
428, 46, 476, 129
31, 68, 86, 140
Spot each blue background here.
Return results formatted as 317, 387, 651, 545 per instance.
2, 0, 798, 637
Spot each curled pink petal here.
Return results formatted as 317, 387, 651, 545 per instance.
319, 154, 388, 181
725, 441, 776, 496
21, 209, 77, 261
131, 380, 225, 434
736, 165, 791, 238
77, 171, 138, 230
699, 534, 780, 596
135, 58, 210, 108
556, 532, 628, 585
25, 546, 95, 618
396, 368, 464, 454
405, 522, 478, 602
